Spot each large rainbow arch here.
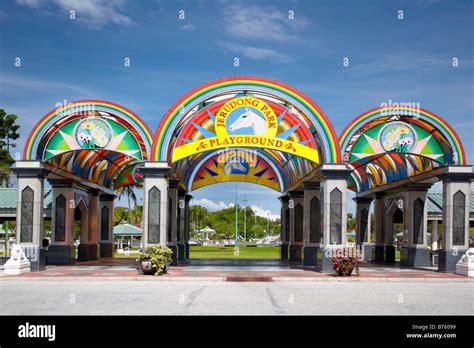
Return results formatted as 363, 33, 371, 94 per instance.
24, 100, 153, 160
339, 105, 466, 165
152, 76, 341, 163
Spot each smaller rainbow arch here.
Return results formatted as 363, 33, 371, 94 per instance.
339, 106, 466, 165
24, 100, 153, 160
151, 76, 341, 163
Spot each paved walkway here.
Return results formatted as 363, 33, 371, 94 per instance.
1, 258, 471, 281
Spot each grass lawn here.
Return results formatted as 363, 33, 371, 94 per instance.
114, 251, 140, 258
111, 246, 280, 259
190, 245, 280, 259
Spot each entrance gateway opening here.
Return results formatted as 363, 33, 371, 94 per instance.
13, 76, 472, 273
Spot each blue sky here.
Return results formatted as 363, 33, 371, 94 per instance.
0, 0, 473, 216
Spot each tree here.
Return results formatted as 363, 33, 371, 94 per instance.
347, 213, 356, 231
0, 149, 14, 187
0, 109, 20, 187
117, 185, 137, 225
0, 109, 20, 152
188, 204, 281, 240
114, 206, 129, 225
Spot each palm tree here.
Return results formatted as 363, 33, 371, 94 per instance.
117, 184, 137, 225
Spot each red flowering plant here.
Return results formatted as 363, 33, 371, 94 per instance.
330, 247, 361, 276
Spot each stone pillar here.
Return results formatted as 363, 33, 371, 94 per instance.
354, 196, 373, 260
141, 161, 170, 248
382, 197, 397, 264
48, 179, 76, 265
79, 189, 99, 260
99, 194, 115, 257
373, 192, 385, 262
302, 181, 320, 266
400, 184, 432, 267
316, 164, 351, 272
184, 194, 192, 259
168, 180, 179, 266
438, 167, 473, 272
431, 220, 439, 251
278, 195, 290, 260
177, 189, 186, 262
76, 189, 92, 261
288, 191, 304, 262
12, 161, 47, 271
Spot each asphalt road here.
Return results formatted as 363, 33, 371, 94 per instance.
0, 280, 472, 315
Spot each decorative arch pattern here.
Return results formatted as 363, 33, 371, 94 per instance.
151, 76, 341, 192
339, 106, 466, 192
24, 100, 152, 189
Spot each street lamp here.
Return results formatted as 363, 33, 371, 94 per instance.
234, 182, 238, 247
267, 212, 270, 238
243, 197, 248, 242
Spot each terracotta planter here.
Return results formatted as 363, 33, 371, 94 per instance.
337, 267, 354, 276
139, 260, 170, 275
139, 260, 156, 275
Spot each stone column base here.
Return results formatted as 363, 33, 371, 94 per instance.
78, 244, 98, 261
168, 245, 178, 266
374, 245, 385, 262
315, 246, 334, 273
177, 243, 186, 262
99, 242, 114, 258
185, 242, 190, 259
438, 249, 467, 273
280, 243, 289, 260
47, 245, 76, 265
21, 245, 46, 271
400, 247, 431, 267
303, 246, 317, 266
359, 244, 373, 261
385, 246, 396, 263
289, 244, 302, 262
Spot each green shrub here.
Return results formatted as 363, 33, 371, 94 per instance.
330, 247, 361, 276
138, 244, 173, 275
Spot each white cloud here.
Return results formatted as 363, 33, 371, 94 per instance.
179, 24, 196, 31
219, 42, 293, 64
191, 198, 234, 211
250, 205, 279, 221
191, 198, 279, 221
16, 0, 133, 29
0, 73, 95, 96
222, 3, 309, 43
16, 0, 41, 8
353, 51, 474, 74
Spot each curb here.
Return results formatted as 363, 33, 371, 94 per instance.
0, 276, 471, 282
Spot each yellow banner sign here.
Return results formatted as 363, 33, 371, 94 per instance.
172, 96, 320, 163
173, 135, 319, 163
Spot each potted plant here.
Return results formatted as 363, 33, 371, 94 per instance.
138, 244, 173, 275
330, 248, 360, 276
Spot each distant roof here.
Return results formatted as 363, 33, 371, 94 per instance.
198, 226, 215, 233
113, 223, 142, 236
427, 192, 474, 214
0, 188, 52, 209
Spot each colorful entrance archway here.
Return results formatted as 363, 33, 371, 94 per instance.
23, 100, 152, 188
340, 105, 472, 272
339, 105, 466, 193
151, 76, 341, 192
11, 77, 473, 274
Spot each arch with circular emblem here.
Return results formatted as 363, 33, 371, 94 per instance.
151, 76, 341, 192
23, 100, 152, 189
339, 105, 466, 193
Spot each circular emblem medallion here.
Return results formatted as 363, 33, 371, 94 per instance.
75, 118, 112, 149
379, 122, 417, 153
